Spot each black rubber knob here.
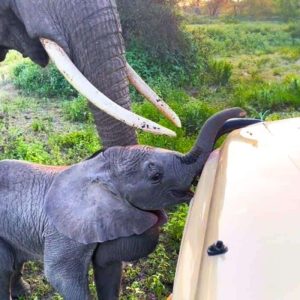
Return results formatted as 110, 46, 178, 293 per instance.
207, 240, 228, 256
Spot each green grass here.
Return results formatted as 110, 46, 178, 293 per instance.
187, 22, 296, 56
207, 59, 233, 86
231, 75, 300, 112
62, 96, 93, 123
13, 61, 77, 98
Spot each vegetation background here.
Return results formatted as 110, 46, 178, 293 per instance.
0, 0, 299, 299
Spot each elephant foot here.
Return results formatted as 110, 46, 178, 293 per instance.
11, 278, 31, 299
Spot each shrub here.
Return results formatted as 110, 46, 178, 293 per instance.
179, 100, 216, 136
188, 22, 295, 57
48, 129, 100, 164
288, 22, 300, 42
276, 0, 300, 21
208, 59, 233, 86
31, 119, 47, 132
118, 0, 185, 63
133, 92, 217, 151
119, 0, 206, 87
13, 61, 76, 98
231, 76, 300, 112
62, 96, 92, 123
164, 204, 189, 250
3, 137, 51, 164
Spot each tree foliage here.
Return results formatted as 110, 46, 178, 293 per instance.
275, 0, 300, 20
206, 0, 228, 17
117, 0, 186, 61
117, 0, 202, 84
244, 0, 275, 17
185, 0, 300, 20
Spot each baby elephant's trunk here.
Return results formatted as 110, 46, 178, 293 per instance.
182, 108, 246, 166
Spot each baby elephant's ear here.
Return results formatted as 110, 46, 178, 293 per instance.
45, 158, 157, 244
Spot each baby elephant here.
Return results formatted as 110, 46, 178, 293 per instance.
0, 108, 249, 299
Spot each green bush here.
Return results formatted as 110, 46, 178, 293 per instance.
48, 129, 100, 164
126, 36, 206, 88
62, 96, 92, 123
231, 76, 300, 112
118, 0, 188, 68
13, 61, 76, 98
31, 119, 48, 132
288, 22, 300, 42
164, 204, 189, 250
2, 137, 51, 164
133, 94, 217, 151
188, 22, 295, 56
208, 59, 233, 86
119, 0, 209, 88
276, 0, 300, 21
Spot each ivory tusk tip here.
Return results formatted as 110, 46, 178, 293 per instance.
164, 129, 177, 137
173, 117, 182, 128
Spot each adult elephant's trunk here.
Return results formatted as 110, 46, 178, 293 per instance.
68, 2, 136, 148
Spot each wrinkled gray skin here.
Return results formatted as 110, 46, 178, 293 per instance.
0, 109, 245, 299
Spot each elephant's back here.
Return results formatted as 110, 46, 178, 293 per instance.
0, 160, 65, 255
0, 160, 63, 203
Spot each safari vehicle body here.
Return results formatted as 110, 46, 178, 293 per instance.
171, 117, 300, 300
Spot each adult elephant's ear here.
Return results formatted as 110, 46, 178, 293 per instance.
44, 157, 157, 244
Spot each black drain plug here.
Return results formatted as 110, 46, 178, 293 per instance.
207, 240, 228, 256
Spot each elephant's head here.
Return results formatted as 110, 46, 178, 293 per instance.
45, 108, 246, 244
0, 0, 181, 148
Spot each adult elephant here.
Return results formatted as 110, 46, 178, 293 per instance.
0, 0, 181, 149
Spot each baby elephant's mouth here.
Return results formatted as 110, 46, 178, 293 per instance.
128, 200, 168, 227
170, 189, 194, 202
150, 210, 168, 227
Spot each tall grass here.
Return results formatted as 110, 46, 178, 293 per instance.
188, 22, 295, 56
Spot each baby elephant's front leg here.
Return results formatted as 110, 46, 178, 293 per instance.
44, 235, 96, 300
93, 261, 122, 300
93, 227, 159, 300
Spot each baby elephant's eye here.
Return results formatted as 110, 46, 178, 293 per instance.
150, 172, 163, 183
148, 162, 155, 169
146, 162, 163, 183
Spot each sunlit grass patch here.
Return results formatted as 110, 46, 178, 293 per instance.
266, 111, 300, 121
31, 118, 50, 133
187, 22, 294, 57
279, 46, 300, 61
229, 51, 300, 84
231, 75, 300, 113
0, 50, 24, 79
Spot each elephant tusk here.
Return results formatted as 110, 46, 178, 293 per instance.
40, 38, 176, 137
127, 63, 181, 128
